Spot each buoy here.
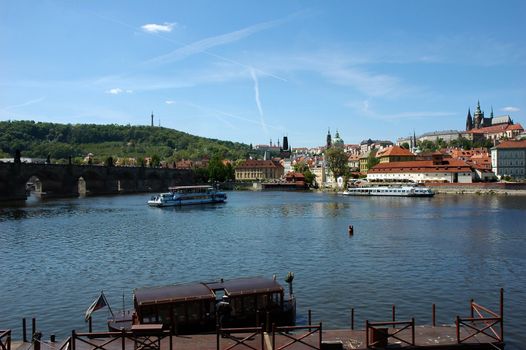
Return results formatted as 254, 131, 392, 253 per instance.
348, 225, 354, 235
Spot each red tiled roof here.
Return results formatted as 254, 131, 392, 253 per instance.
370, 159, 471, 174
236, 160, 284, 169
468, 123, 524, 134
376, 146, 415, 157
494, 140, 526, 149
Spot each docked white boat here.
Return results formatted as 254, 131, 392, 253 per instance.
342, 185, 434, 197
148, 185, 227, 207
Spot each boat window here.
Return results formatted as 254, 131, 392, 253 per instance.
214, 289, 226, 301
173, 303, 186, 323
242, 295, 256, 314
187, 301, 201, 322
159, 307, 173, 324
257, 294, 268, 309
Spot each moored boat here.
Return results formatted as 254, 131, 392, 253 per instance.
342, 185, 434, 197
147, 185, 227, 207
107, 276, 296, 334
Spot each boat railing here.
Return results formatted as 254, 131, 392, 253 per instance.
365, 319, 415, 348
216, 325, 264, 350
71, 328, 172, 350
456, 288, 504, 344
0, 329, 11, 350
272, 323, 322, 350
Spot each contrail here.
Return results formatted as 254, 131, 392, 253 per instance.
250, 67, 268, 135
1, 97, 45, 112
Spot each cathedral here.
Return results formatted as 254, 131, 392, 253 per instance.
465, 101, 514, 131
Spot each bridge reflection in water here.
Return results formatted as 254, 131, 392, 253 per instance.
0, 163, 195, 202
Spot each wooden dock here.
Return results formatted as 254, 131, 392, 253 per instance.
7, 325, 504, 350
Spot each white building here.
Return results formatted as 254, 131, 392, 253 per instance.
491, 140, 526, 179
367, 159, 473, 183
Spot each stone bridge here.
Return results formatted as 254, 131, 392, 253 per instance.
0, 162, 195, 202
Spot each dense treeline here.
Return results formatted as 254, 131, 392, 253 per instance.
0, 120, 252, 162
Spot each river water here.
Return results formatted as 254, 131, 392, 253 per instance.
0, 191, 525, 348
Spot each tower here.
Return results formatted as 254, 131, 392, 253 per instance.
282, 136, 289, 151
466, 108, 473, 131
151, 112, 154, 127
474, 101, 484, 129
326, 128, 332, 148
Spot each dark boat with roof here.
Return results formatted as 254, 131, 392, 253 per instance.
107, 275, 296, 334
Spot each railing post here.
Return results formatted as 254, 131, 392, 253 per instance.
500, 288, 504, 342
31, 318, 36, 339
88, 317, 92, 333
169, 332, 173, 350
32, 332, 41, 350
256, 310, 260, 328
121, 328, 125, 350
22, 318, 27, 342
7, 330, 11, 350
432, 304, 436, 327
71, 330, 76, 350
319, 322, 322, 349
266, 312, 271, 333
365, 320, 369, 348
272, 324, 276, 350
456, 316, 460, 344
216, 324, 220, 350
308, 309, 312, 326
470, 299, 474, 319
392, 305, 396, 328
411, 317, 415, 346
351, 308, 354, 330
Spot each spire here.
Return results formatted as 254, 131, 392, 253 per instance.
151, 111, 154, 127
466, 108, 473, 131
490, 106, 494, 118
326, 128, 332, 148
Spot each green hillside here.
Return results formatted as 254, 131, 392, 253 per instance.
0, 120, 252, 163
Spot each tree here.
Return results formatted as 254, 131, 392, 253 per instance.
208, 155, 227, 182
400, 142, 410, 149
366, 149, 380, 170
325, 147, 348, 179
150, 154, 160, 167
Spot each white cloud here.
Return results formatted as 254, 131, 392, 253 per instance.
502, 106, 520, 113
165, 100, 176, 105
105, 88, 133, 95
141, 22, 175, 33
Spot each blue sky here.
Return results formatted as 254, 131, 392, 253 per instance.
1, 1, 525, 147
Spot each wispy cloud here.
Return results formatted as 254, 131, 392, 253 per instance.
502, 106, 520, 113
141, 22, 176, 33
1, 96, 45, 111
105, 88, 133, 95
146, 17, 284, 68
250, 67, 268, 135
165, 100, 176, 105
345, 99, 454, 121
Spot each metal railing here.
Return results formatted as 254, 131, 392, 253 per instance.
365, 319, 415, 348
272, 323, 322, 350
456, 288, 504, 344
216, 326, 264, 350
0, 330, 11, 350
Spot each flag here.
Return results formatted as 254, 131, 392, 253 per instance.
85, 292, 107, 321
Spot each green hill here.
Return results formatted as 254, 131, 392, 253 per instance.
0, 120, 252, 163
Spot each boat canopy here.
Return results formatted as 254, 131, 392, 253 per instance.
135, 283, 215, 306
168, 185, 213, 191
206, 277, 284, 297
134, 277, 283, 306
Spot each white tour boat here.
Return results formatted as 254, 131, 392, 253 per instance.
342, 185, 434, 197
148, 185, 227, 207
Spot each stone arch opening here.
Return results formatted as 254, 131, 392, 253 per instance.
78, 176, 86, 197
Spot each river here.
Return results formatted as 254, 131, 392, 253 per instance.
0, 191, 525, 348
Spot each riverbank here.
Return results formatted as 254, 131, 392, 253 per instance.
428, 182, 526, 195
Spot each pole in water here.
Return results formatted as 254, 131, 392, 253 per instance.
348, 225, 354, 235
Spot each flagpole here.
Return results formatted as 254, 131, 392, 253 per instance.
101, 290, 115, 319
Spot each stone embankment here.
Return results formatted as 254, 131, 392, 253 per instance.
429, 182, 526, 195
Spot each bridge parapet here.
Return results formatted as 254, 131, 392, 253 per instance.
0, 163, 195, 202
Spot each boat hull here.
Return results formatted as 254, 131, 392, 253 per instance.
342, 186, 434, 197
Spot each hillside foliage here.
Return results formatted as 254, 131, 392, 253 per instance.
0, 120, 252, 163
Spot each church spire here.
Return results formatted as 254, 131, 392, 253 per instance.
326, 128, 332, 148
490, 106, 494, 118
466, 108, 473, 131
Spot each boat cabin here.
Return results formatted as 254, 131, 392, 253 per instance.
132, 277, 295, 334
